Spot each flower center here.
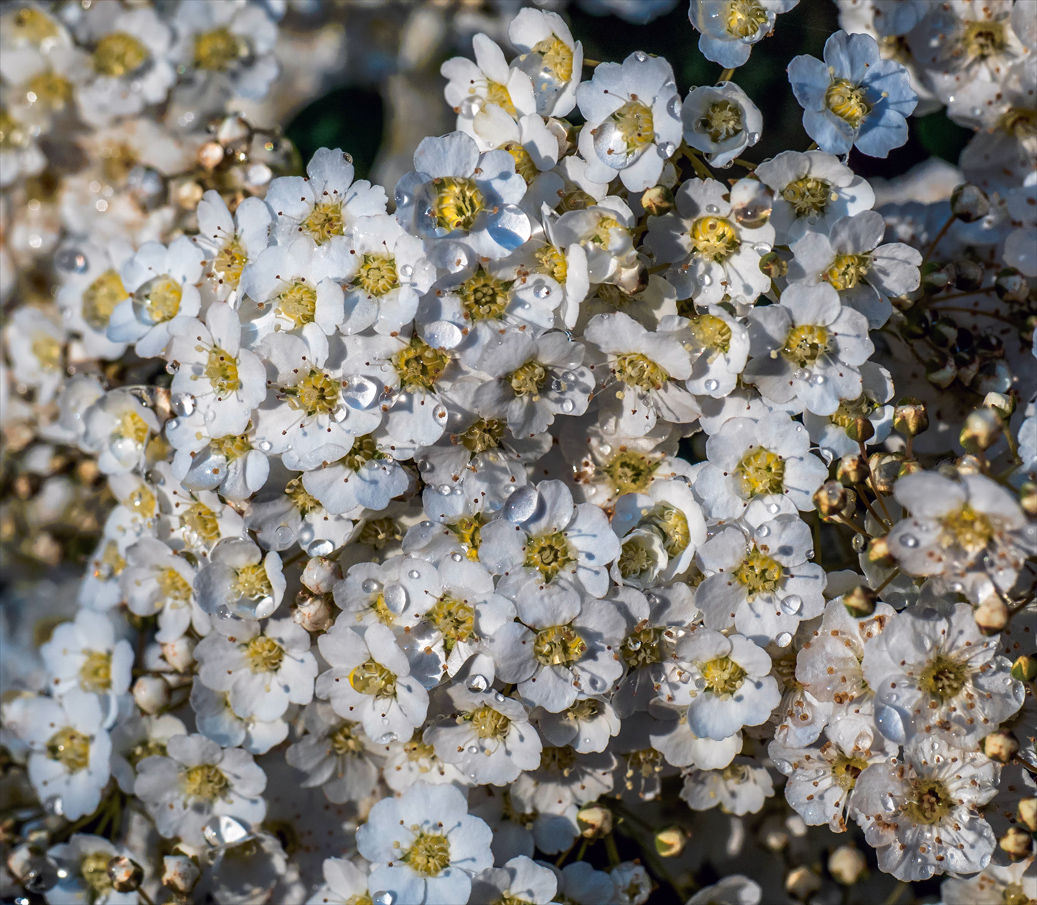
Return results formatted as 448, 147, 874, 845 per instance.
393, 337, 449, 391
82, 269, 127, 330
618, 533, 661, 580
504, 142, 538, 184
734, 546, 784, 598
961, 20, 1007, 61
532, 35, 574, 82
940, 504, 994, 554
136, 275, 182, 324
918, 654, 970, 701
127, 738, 167, 768
725, 0, 769, 37
903, 779, 955, 825
79, 650, 112, 693
46, 727, 90, 772
486, 80, 517, 116
469, 705, 511, 740
95, 541, 128, 579
456, 418, 504, 454
0, 108, 25, 149
604, 450, 659, 495
625, 747, 664, 778
782, 176, 832, 217
533, 624, 586, 666
825, 79, 870, 129
824, 254, 870, 291
568, 699, 602, 721
80, 851, 114, 898
204, 346, 240, 395
213, 239, 246, 289
234, 562, 273, 601
459, 268, 512, 320
358, 517, 401, 549
349, 659, 397, 697
700, 656, 747, 696
330, 722, 365, 756
183, 763, 228, 801
1002, 885, 1031, 905
433, 177, 484, 232
194, 27, 242, 71
782, 324, 830, 368
404, 732, 436, 762
356, 253, 399, 297
540, 745, 578, 773
341, 434, 385, 472
509, 360, 549, 398
426, 595, 475, 652
643, 503, 691, 557
623, 626, 665, 667
13, 7, 60, 44
246, 635, 284, 672
286, 476, 322, 514
303, 201, 345, 245
696, 100, 743, 143
211, 433, 252, 461
690, 216, 739, 262
286, 368, 341, 416
735, 447, 785, 497
158, 567, 193, 602
101, 142, 138, 185
690, 314, 732, 353
276, 281, 317, 326
535, 245, 568, 283
448, 515, 485, 560
610, 100, 655, 156
614, 353, 669, 391
525, 532, 575, 582
118, 410, 151, 445
93, 32, 149, 77
31, 333, 62, 371
27, 71, 73, 109
999, 106, 1037, 140
404, 831, 451, 877
182, 501, 220, 544
831, 752, 869, 791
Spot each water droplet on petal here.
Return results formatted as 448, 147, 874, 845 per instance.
466, 674, 489, 693
383, 582, 408, 614
202, 815, 252, 848
776, 632, 793, 647
704, 378, 719, 392
780, 595, 802, 616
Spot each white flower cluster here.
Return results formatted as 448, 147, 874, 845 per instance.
1, 2, 1035, 905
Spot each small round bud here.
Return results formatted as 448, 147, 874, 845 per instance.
814, 481, 847, 518
302, 557, 342, 595
759, 251, 787, 279
900, 308, 931, 339
982, 731, 1019, 764
892, 398, 928, 437
995, 268, 1030, 303
1018, 797, 1037, 833
843, 586, 877, 618
973, 359, 1013, 396
641, 185, 674, 216
162, 855, 200, 895
845, 415, 874, 443
292, 591, 334, 634
976, 332, 1005, 357
161, 637, 195, 673
955, 454, 985, 475
998, 827, 1032, 861
925, 355, 957, 389
867, 536, 896, 568
983, 392, 1015, 418
931, 317, 960, 348
828, 846, 867, 885
922, 262, 953, 289
837, 454, 869, 486
897, 459, 923, 480
785, 866, 822, 900
1022, 482, 1037, 517
960, 407, 1003, 453
107, 855, 144, 892
215, 114, 252, 150
953, 259, 984, 291
654, 827, 686, 858
173, 179, 204, 210
974, 596, 1009, 635
867, 453, 900, 495
1011, 655, 1037, 682
197, 141, 225, 170
132, 676, 170, 714
951, 183, 990, 222
576, 805, 613, 839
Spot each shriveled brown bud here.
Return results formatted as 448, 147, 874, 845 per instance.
1021, 482, 1037, 517
974, 596, 1009, 635
982, 731, 1019, 764
1011, 655, 1037, 682
845, 416, 874, 443
641, 185, 674, 216
814, 481, 848, 518
1019, 796, 1037, 833
828, 846, 867, 885
785, 866, 822, 900
951, 183, 990, 222
576, 805, 613, 839
654, 826, 687, 857
998, 827, 1032, 861
867, 453, 900, 495
844, 586, 877, 618
960, 407, 1003, 453
892, 398, 928, 436
837, 454, 869, 486
867, 536, 896, 568
162, 855, 200, 895
996, 268, 1030, 303
759, 251, 787, 279
107, 856, 144, 893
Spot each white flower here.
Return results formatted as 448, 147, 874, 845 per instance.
306, 858, 372, 905
195, 617, 317, 722
189, 682, 288, 755
55, 240, 133, 360
108, 237, 206, 358
862, 603, 1025, 746
471, 855, 557, 905
686, 875, 761, 905
682, 80, 762, 168
802, 360, 894, 460
680, 757, 775, 814
941, 860, 1037, 905
244, 477, 355, 558
44, 834, 136, 905
356, 781, 493, 905
166, 412, 270, 502
285, 702, 381, 805
850, 736, 999, 881
536, 695, 622, 754
194, 537, 286, 620
689, 0, 800, 68
134, 733, 267, 847
575, 51, 682, 192
302, 433, 408, 515
110, 712, 185, 794
81, 388, 160, 475
193, 191, 272, 301
509, 9, 583, 117
3, 306, 66, 403
39, 609, 132, 699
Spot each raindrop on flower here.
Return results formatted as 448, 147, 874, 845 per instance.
533, 283, 552, 299
258, 440, 272, 452
449, 552, 463, 562
705, 204, 720, 214
561, 398, 575, 413
373, 732, 398, 745
503, 485, 539, 522
776, 632, 793, 647
306, 539, 334, 557
466, 674, 489, 692
408, 569, 421, 580
55, 248, 89, 274
202, 815, 252, 848
383, 582, 408, 614
704, 378, 719, 392
756, 524, 770, 538
780, 595, 802, 616
274, 526, 294, 546
658, 141, 675, 157
171, 393, 196, 416
901, 534, 919, 548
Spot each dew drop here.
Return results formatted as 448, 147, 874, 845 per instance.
776, 632, 793, 648
466, 674, 489, 693
383, 582, 408, 614
780, 595, 802, 616
704, 378, 719, 392
901, 534, 919, 549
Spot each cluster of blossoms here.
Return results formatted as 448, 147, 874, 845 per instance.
1, 1, 1036, 905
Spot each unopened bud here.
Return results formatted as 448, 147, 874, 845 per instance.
955, 454, 985, 475
925, 356, 957, 389
197, 141, 225, 170
954, 259, 984, 291
901, 307, 931, 339
814, 481, 847, 518
1011, 655, 1037, 682
898, 459, 923, 479
292, 590, 334, 634
867, 536, 895, 568
301, 557, 341, 595
868, 453, 900, 495
654, 827, 686, 858
922, 262, 953, 289
1021, 482, 1037, 517
107, 856, 144, 893
974, 596, 1009, 635
1019, 796, 1037, 832
785, 866, 822, 900
759, 251, 787, 279
999, 827, 1032, 861
982, 731, 1019, 763
161, 637, 194, 673
828, 846, 867, 885
845, 416, 874, 443
132, 676, 170, 714
173, 179, 203, 210
641, 185, 674, 216
162, 855, 200, 895
996, 268, 1030, 304
576, 805, 613, 838
837, 454, 869, 486
983, 392, 1015, 418
960, 407, 1003, 453
843, 586, 877, 617
951, 183, 990, 222
892, 398, 928, 436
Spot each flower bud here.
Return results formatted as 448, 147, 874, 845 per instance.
960, 407, 1003, 453
866, 536, 896, 568
1019, 796, 1037, 833
953, 259, 984, 291
922, 262, 953, 289
925, 355, 957, 389
1011, 655, 1037, 682
900, 307, 931, 339
843, 586, 877, 618
892, 398, 928, 436
301, 556, 341, 595
955, 454, 985, 475
785, 866, 821, 900
973, 359, 1013, 396
995, 268, 1030, 303
197, 141, 225, 170
1022, 482, 1037, 518
867, 453, 900, 495
813, 481, 847, 518
828, 846, 867, 885
983, 392, 1015, 418
951, 183, 990, 222
654, 826, 687, 857
998, 827, 1032, 861
974, 596, 1009, 635
837, 454, 869, 486
576, 805, 613, 838
982, 731, 1019, 763
162, 637, 195, 673
162, 855, 200, 895
759, 251, 787, 279
845, 415, 874, 443
107, 855, 144, 892
641, 185, 674, 216
292, 590, 334, 634
132, 676, 170, 714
